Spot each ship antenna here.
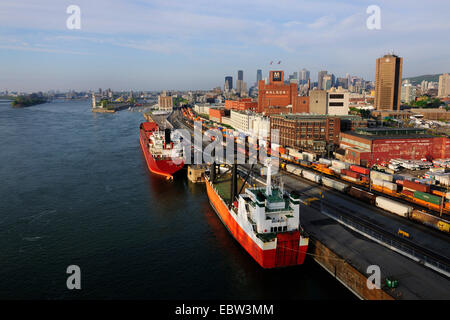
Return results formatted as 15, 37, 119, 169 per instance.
265, 159, 272, 196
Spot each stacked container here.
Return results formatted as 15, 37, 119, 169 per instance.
331, 160, 350, 170
319, 158, 332, 166
370, 171, 394, 182
403, 180, 431, 193
350, 165, 370, 175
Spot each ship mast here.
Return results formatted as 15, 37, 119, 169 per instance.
265, 161, 272, 196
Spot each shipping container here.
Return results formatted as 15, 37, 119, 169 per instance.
383, 181, 398, 192
401, 189, 414, 197
341, 169, 360, 179
341, 175, 359, 182
370, 171, 393, 182
285, 164, 303, 176
287, 148, 303, 160
372, 178, 385, 188
302, 152, 316, 162
319, 158, 332, 166
348, 187, 376, 205
350, 165, 370, 175
375, 196, 413, 217
331, 160, 350, 170
413, 191, 441, 206
302, 170, 322, 183
322, 177, 350, 193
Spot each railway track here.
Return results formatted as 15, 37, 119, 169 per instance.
280, 159, 450, 219
239, 164, 450, 276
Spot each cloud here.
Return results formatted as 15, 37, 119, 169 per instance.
307, 15, 336, 29
1, 0, 450, 91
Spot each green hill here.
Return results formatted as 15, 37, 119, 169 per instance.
403, 73, 447, 85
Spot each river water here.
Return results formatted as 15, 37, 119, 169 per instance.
0, 99, 354, 299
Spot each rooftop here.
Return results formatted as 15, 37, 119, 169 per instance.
342, 127, 438, 140
271, 113, 365, 121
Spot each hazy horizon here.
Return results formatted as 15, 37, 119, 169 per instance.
1, 0, 450, 92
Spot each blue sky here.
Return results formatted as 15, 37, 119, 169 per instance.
1, 0, 449, 92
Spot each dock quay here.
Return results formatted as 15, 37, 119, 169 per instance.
144, 112, 173, 130
168, 110, 450, 300
92, 103, 131, 113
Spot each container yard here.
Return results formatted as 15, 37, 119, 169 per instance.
280, 160, 450, 234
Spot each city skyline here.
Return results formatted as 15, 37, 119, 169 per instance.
1, 0, 450, 92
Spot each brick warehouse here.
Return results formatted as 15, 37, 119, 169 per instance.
224, 98, 257, 112
340, 128, 450, 166
258, 71, 309, 115
270, 114, 368, 153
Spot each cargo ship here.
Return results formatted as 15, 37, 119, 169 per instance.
139, 122, 184, 179
205, 162, 309, 268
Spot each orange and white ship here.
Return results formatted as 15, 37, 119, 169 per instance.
139, 122, 184, 179
205, 163, 309, 268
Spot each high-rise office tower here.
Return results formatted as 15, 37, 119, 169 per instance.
236, 70, 244, 94
318, 71, 327, 90
374, 54, 403, 111
256, 69, 262, 83
224, 76, 233, 92
238, 70, 244, 81
299, 68, 310, 85
438, 73, 450, 97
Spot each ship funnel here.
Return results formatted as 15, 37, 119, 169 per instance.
164, 128, 172, 144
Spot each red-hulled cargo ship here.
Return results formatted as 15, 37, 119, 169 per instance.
205, 163, 309, 268
139, 122, 184, 179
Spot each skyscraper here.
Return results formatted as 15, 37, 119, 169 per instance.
438, 73, 450, 97
322, 75, 332, 91
236, 70, 244, 95
299, 68, 310, 85
318, 71, 327, 90
256, 69, 262, 83
374, 54, 403, 111
238, 70, 244, 81
224, 76, 233, 92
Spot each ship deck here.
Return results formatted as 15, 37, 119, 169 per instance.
213, 172, 246, 203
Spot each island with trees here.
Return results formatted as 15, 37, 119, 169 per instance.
11, 94, 47, 108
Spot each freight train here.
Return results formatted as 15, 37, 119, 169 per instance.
180, 107, 450, 226
281, 163, 450, 234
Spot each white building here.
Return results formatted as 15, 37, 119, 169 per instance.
194, 104, 211, 115
226, 110, 270, 139
401, 82, 417, 103
327, 88, 349, 115
229, 110, 251, 133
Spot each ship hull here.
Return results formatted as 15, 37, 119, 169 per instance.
139, 128, 184, 179
205, 178, 308, 268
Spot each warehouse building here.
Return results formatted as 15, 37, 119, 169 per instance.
224, 98, 257, 112
339, 127, 450, 166
270, 114, 367, 153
